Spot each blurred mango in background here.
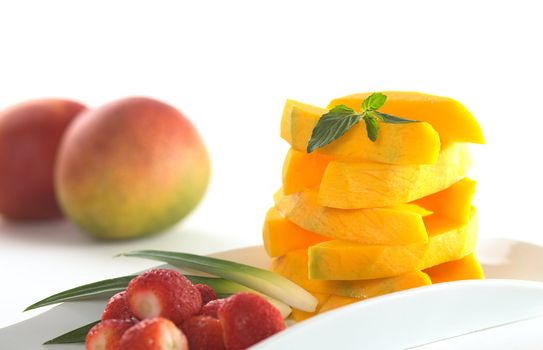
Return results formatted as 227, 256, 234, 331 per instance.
0, 97, 210, 240
0, 99, 86, 220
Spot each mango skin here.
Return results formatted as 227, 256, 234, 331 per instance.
0, 99, 86, 220
55, 97, 210, 239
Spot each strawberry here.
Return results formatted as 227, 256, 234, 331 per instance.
200, 298, 226, 319
102, 291, 134, 321
86, 319, 134, 350
118, 317, 188, 350
218, 293, 286, 350
126, 269, 202, 325
195, 283, 217, 306
181, 315, 226, 350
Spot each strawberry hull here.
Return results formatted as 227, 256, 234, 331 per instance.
126, 269, 202, 325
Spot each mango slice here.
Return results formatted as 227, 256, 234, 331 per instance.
275, 188, 431, 245
262, 207, 329, 257
308, 208, 478, 280
281, 100, 441, 164
329, 91, 484, 145
267, 178, 474, 256
318, 143, 471, 209
424, 253, 484, 283
414, 177, 476, 225
273, 248, 431, 298
282, 148, 332, 195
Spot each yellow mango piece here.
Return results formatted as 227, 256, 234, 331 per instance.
308, 208, 478, 280
273, 248, 431, 298
414, 177, 476, 225
282, 148, 332, 195
318, 143, 471, 209
275, 188, 431, 245
262, 207, 329, 258
318, 295, 360, 314
329, 91, 484, 145
424, 253, 484, 284
290, 292, 330, 322
281, 99, 440, 164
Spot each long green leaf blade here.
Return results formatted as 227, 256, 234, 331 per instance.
27, 274, 272, 312
120, 250, 318, 312
25, 275, 136, 311
43, 320, 99, 344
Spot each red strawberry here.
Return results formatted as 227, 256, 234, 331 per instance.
200, 298, 226, 319
219, 293, 286, 350
102, 291, 134, 321
126, 269, 202, 325
195, 284, 217, 306
118, 317, 188, 350
86, 319, 134, 350
181, 315, 226, 350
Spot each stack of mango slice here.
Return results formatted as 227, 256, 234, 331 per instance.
262, 92, 485, 321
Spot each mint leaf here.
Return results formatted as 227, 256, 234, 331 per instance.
362, 92, 387, 111
307, 105, 360, 153
363, 115, 379, 142
376, 111, 418, 124
306, 92, 419, 150
325, 104, 356, 117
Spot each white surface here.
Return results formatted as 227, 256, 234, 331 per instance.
1, 240, 543, 350
1, 0, 543, 333
413, 316, 543, 350
255, 280, 543, 350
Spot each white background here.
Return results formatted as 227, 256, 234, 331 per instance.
1, 0, 542, 329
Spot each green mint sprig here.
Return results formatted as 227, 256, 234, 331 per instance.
307, 93, 418, 152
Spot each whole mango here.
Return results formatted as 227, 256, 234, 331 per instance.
55, 97, 210, 239
0, 99, 86, 220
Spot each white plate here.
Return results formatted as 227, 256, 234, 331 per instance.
0, 238, 542, 349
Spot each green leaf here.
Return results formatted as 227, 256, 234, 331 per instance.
119, 250, 318, 312
307, 105, 359, 153
376, 111, 418, 124
364, 115, 379, 142
362, 92, 387, 111
25, 275, 136, 311
43, 320, 99, 344
26, 274, 247, 312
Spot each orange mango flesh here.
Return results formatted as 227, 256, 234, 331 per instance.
262, 207, 329, 258
424, 253, 484, 283
318, 143, 471, 209
282, 148, 332, 195
297, 254, 483, 320
328, 91, 484, 145
267, 178, 476, 256
281, 99, 440, 165
272, 248, 431, 298
308, 208, 478, 280
275, 188, 431, 245
413, 177, 476, 225
274, 176, 473, 246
